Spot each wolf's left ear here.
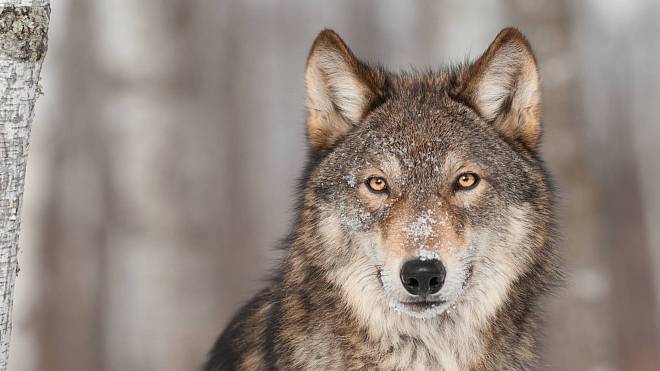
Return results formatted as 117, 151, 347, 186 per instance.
305, 30, 386, 150
454, 28, 542, 149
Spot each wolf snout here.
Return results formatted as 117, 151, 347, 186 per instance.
400, 259, 446, 296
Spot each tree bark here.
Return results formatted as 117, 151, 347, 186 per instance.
0, 0, 48, 369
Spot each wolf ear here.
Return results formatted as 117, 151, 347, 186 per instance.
305, 30, 386, 150
454, 28, 542, 149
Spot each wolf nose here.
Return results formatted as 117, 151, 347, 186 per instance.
400, 259, 446, 296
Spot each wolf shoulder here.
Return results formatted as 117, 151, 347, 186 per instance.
201, 288, 277, 371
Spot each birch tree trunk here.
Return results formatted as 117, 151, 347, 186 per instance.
0, 0, 48, 369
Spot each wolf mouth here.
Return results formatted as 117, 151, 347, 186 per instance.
400, 299, 446, 311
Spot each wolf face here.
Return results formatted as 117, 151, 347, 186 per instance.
205, 28, 560, 371
304, 29, 553, 322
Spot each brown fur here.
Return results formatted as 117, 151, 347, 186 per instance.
204, 28, 561, 371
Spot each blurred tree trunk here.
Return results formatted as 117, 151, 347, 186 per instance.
0, 1, 49, 370
35, 2, 111, 370
572, 1, 660, 369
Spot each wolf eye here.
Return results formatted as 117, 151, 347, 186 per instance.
366, 176, 388, 193
455, 173, 479, 191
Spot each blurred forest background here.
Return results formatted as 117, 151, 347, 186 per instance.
6, 0, 660, 370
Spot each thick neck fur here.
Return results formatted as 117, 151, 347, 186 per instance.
272, 204, 552, 370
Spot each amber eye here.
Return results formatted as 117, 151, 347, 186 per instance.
366, 176, 388, 193
455, 173, 480, 191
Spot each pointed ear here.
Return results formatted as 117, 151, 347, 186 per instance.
305, 30, 386, 150
454, 28, 542, 149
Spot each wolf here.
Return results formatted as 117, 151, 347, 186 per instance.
203, 27, 561, 371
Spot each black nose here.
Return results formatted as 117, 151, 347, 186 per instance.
400, 259, 446, 296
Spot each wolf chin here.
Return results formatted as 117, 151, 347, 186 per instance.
204, 27, 561, 371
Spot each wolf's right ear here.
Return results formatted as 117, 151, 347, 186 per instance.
305, 30, 386, 150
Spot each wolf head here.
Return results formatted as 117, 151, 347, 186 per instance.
297, 28, 556, 323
